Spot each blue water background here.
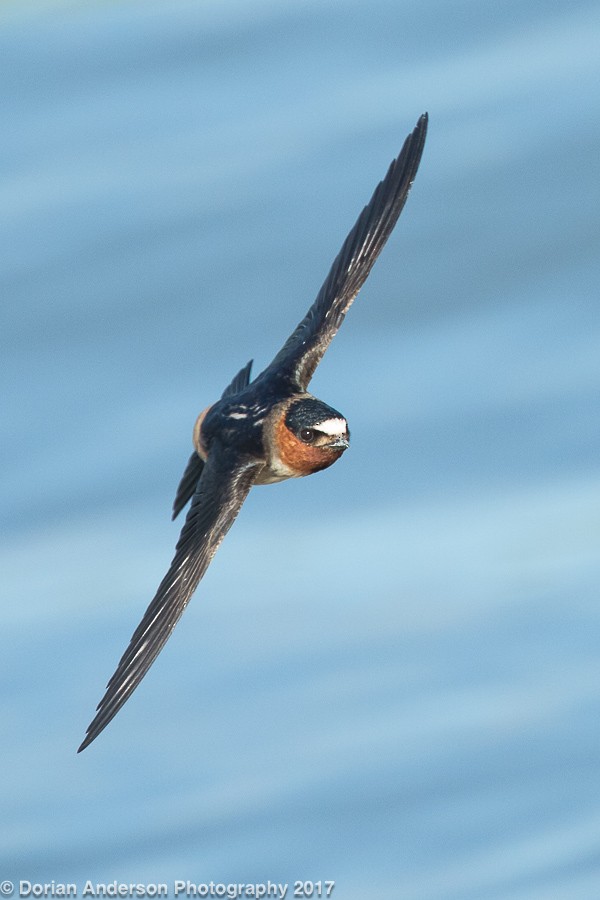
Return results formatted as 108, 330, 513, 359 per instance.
2, 1, 600, 897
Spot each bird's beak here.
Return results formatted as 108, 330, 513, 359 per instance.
327, 435, 350, 451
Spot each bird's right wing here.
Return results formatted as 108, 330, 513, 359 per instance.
221, 359, 253, 398
171, 451, 205, 520
79, 445, 262, 751
172, 360, 254, 520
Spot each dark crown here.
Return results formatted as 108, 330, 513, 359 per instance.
285, 398, 346, 432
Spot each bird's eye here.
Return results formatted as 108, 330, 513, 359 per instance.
300, 427, 316, 443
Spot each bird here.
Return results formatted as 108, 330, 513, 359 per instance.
78, 113, 428, 752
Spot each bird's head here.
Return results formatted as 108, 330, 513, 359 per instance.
273, 395, 350, 477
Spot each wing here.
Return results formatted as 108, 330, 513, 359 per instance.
172, 452, 204, 520
259, 113, 427, 391
221, 359, 253, 398
78, 446, 261, 751
171, 361, 254, 520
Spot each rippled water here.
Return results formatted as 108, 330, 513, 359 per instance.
2, 1, 600, 897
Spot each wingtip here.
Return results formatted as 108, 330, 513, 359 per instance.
400, 112, 428, 185
414, 112, 429, 147
78, 702, 107, 752
77, 714, 107, 752
77, 734, 91, 753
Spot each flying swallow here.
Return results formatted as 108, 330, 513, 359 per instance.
78, 113, 428, 751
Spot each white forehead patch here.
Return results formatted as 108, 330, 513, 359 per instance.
316, 417, 347, 436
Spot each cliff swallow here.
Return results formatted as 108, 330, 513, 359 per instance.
78, 113, 427, 751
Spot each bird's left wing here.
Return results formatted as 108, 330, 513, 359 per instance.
78, 446, 262, 751
258, 113, 427, 391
